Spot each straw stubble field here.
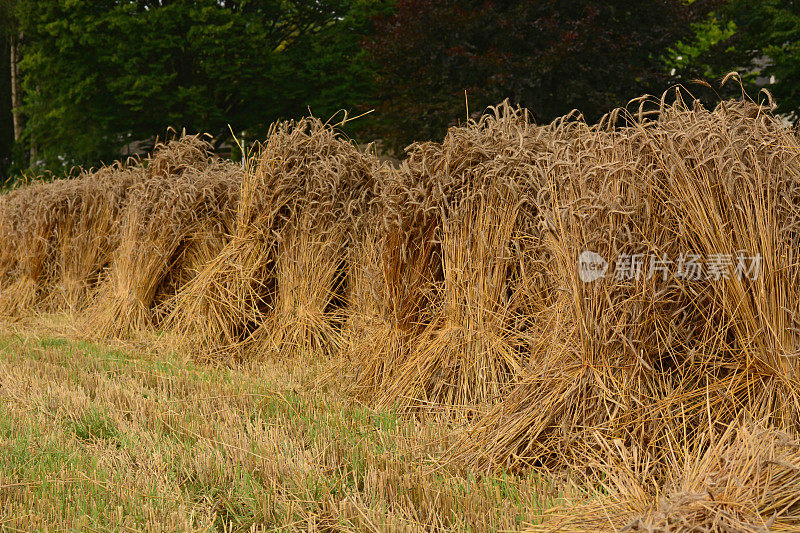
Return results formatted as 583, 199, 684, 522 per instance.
0, 320, 550, 531
3, 84, 800, 531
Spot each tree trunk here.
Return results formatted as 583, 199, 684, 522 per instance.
10, 32, 21, 143
0, 34, 11, 179
29, 130, 36, 163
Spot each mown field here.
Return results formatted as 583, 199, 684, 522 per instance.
0, 317, 554, 532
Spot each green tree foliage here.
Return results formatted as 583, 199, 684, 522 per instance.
365, 0, 716, 152
672, 1, 800, 120
18, 0, 790, 170
15, 0, 389, 170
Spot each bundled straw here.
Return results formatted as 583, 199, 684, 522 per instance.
341, 103, 552, 409
167, 118, 378, 361
527, 422, 800, 532
54, 164, 141, 312
461, 91, 800, 475
90, 134, 242, 338
0, 163, 139, 315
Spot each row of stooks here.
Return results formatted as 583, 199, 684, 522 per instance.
2, 94, 800, 531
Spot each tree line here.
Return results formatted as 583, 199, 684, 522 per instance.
0, 0, 797, 180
